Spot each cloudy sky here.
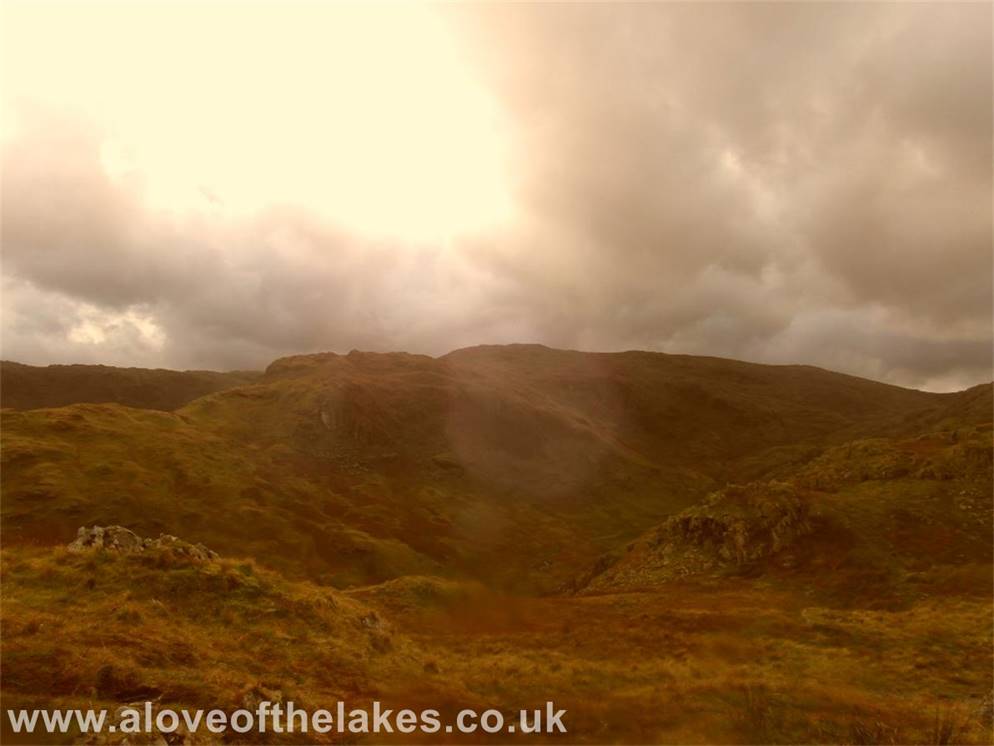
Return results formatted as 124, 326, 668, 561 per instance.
2, 1, 990, 391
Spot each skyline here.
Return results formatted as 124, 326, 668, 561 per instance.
2, 1, 991, 392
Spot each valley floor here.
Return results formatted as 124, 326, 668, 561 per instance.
359, 580, 993, 745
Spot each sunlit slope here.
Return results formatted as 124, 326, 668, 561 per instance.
2, 346, 990, 589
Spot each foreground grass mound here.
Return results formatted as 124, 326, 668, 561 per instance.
1, 545, 417, 739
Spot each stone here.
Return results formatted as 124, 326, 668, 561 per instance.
67, 526, 218, 561
68, 525, 144, 553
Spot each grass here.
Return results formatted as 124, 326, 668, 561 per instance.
1, 545, 424, 743
5, 522, 991, 743
1, 349, 992, 743
349, 580, 992, 744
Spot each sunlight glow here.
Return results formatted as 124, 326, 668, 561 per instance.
3, 1, 512, 242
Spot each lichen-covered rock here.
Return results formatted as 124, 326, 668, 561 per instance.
67, 525, 217, 561
68, 525, 144, 553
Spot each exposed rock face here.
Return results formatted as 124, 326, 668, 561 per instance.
654, 481, 811, 566
68, 525, 218, 560
580, 481, 813, 591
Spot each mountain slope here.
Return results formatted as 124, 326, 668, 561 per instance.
1, 346, 990, 591
0, 361, 260, 411
1, 346, 991, 744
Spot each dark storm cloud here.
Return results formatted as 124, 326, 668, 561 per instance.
1, 2, 990, 390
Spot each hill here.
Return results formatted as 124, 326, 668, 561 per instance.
2, 346, 990, 591
0, 361, 260, 411
576, 423, 993, 603
1, 345, 991, 743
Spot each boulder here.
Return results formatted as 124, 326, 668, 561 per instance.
68, 525, 144, 553
67, 525, 217, 560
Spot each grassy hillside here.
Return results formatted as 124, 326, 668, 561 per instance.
578, 424, 993, 602
0, 346, 991, 743
2, 347, 990, 591
0, 361, 260, 411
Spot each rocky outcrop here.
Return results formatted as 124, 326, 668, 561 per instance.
579, 481, 813, 591
653, 481, 811, 566
69, 525, 145, 553
68, 525, 218, 560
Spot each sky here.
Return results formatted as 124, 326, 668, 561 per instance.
1, 1, 991, 392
